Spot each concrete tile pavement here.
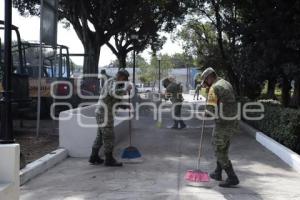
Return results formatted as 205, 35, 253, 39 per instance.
21, 104, 300, 200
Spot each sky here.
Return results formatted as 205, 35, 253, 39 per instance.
0, 2, 184, 67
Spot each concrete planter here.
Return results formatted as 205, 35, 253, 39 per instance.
240, 121, 300, 173
0, 144, 20, 200
18, 104, 129, 186
59, 104, 129, 158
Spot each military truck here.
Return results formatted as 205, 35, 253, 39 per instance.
0, 20, 82, 118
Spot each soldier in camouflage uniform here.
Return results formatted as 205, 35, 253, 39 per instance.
89, 69, 131, 167
200, 67, 239, 187
100, 69, 111, 89
193, 83, 201, 100
163, 77, 186, 129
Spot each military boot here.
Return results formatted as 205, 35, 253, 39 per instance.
179, 121, 186, 129
105, 152, 123, 167
89, 148, 104, 165
209, 161, 222, 181
171, 120, 179, 129
219, 161, 239, 188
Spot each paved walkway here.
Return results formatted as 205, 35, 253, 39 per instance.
21, 98, 300, 200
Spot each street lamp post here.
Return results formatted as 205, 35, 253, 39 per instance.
132, 48, 136, 85
186, 63, 189, 91
157, 54, 162, 93
0, 0, 14, 144
130, 34, 138, 86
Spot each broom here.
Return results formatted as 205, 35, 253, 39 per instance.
155, 93, 163, 128
185, 95, 211, 187
121, 92, 143, 163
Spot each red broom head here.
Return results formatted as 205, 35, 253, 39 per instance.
185, 170, 210, 182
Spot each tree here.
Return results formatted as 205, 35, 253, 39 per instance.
151, 53, 173, 82
106, 33, 165, 69
176, 1, 243, 94
170, 53, 195, 68
236, 0, 300, 106
105, 0, 199, 69
194, 0, 242, 93
177, 20, 223, 70
177, 0, 300, 104
138, 53, 174, 85
13, 0, 175, 74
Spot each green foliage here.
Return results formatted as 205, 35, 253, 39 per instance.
176, 0, 300, 104
237, 0, 300, 105
171, 53, 195, 68
177, 21, 222, 69
127, 55, 149, 69
245, 101, 300, 154
260, 82, 283, 101
0, 66, 3, 80
138, 54, 173, 85
106, 0, 198, 67
13, 0, 199, 73
0, 42, 2, 80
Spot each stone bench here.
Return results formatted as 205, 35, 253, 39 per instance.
59, 104, 129, 158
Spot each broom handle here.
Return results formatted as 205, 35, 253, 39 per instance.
128, 91, 132, 146
196, 93, 208, 170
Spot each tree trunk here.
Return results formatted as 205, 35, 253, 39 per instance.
290, 77, 300, 108
281, 76, 291, 107
267, 78, 276, 99
117, 53, 127, 69
83, 42, 101, 75
212, 0, 240, 95
80, 41, 102, 95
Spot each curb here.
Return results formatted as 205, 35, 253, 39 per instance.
240, 121, 300, 173
20, 148, 68, 185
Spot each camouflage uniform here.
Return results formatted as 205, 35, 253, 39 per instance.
165, 81, 186, 128
93, 78, 127, 154
100, 72, 111, 89
194, 83, 201, 100
206, 77, 239, 168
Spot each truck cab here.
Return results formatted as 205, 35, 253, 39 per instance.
0, 20, 75, 117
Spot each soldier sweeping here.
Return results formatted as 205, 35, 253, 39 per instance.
89, 69, 131, 167
193, 82, 201, 100
199, 67, 240, 187
100, 69, 111, 89
163, 77, 186, 129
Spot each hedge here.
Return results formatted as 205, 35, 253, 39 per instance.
243, 99, 300, 154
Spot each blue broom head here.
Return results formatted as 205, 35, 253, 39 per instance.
121, 146, 142, 159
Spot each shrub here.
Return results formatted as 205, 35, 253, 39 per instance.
244, 100, 300, 154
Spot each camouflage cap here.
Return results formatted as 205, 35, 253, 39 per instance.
200, 67, 216, 86
168, 76, 176, 82
162, 78, 171, 88
117, 69, 130, 80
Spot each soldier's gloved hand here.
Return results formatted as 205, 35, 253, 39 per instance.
116, 104, 131, 110
204, 109, 216, 120
126, 83, 133, 92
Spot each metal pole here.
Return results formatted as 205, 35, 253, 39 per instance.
186, 64, 189, 91
158, 59, 161, 93
36, 0, 44, 137
133, 48, 136, 85
15, 28, 24, 74
0, 38, 2, 66
0, 0, 14, 144
58, 46, 62, 77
